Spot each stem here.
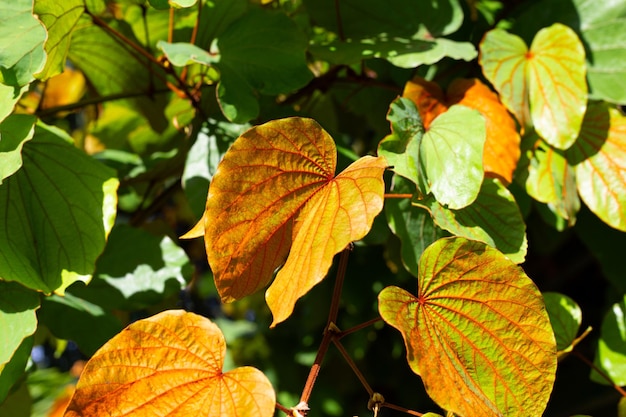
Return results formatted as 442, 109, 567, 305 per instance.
332, 338, 373, 396
337, 317, 382, 339
276, 402, 292, 415
300, 246, 352, 404
382, 402, 424, 416
384, 193, 413, 199
573, 350, 626, 397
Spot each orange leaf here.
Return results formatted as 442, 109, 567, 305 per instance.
64, 310, 275, 417
446, 78, 521, 184
198, 117, 386, 325
402, 77, 520, 184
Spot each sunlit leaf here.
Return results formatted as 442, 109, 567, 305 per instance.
480, 24, 587, 149
0, 114, 35, 183
0, 281, 39, 371
34, 0, 84, 79
0, 84, 27, 124
39, 68, 86, 111
379, 237, 557, 417
196, 117, 386, 326
420, 105, 485, 209
566, 102, 626, 231
157, 41, 218, 67
591, 295, 626, 386
0, 0, 46, 86
0, 123, 118, 294
401, 77, 447, 129
416, 178, 527, 263
543, 292, 582, 352
64, 310, 276, 417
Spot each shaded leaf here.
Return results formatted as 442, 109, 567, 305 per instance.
0, 123, 118, 294
0, 336, 33, 403
34, 0, 84, 79
64, 310, 276, 417
0, 281, 39, 370
215, 9, 312, 123
385, 176, 447, 277
0, 114, 35, 183
591, 295, 626, 385
480, 24, 587, 149
420, 104, 485, 209
197, 117, 385, 326
416, 178, 528, 263
543, 292, 582, 352
0, 0, 46, 86
0, 380, 31, 417
566, 101, 626, 231
0, 84, 28, 124
69, 224, 191, 311
378, 237, 557, 417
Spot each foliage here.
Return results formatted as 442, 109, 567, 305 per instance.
1, 0, 626, 416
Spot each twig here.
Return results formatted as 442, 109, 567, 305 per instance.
382, 402, 425, 416
385, 194, 413, 199
332, 338, 374, 396
337, 317, 382, 339
573, 350, 626, 397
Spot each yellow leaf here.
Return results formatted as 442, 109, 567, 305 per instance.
64, 310, 275, 417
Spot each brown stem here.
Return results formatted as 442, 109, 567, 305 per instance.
573, 350, 626, 397
337, 317, 382, 339
300, 246, 353, 403
332, 338, 373, 396
385, 193, 413, 199
168, 7, 174, 43
382, 402, 424, 416
276, 402, 292, 415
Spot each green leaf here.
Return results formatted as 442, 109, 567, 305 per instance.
480, 24, 588, 149
0, 281, 39, 370
34, 0, 85, 79
0, 0, 46, 86
0, 380, 31, 417
215, 9, 313, 123
591, 294, 626, 385
38, 293, 123, 356
0, 114, 36, 183
0, 336, 33, 403
0, 84, 28, 124
517, 133, 580, 225
68, 224, 191, 311
378, 237, 557, 417
378, 97, 425, 190
149, 0, 197, 8
385, 176, 447, 277
157, 41, 218, 67
194, 0, 247, 48
543, 292, 582, 352
0, 123, 118, 294
416, 178, 528, 263
420, 104, 485, 209
566, 101, 626, 231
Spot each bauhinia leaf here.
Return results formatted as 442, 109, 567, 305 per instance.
543, 292, 582, 352
194, 117, 386, 326
566, 101, 626, 231
378, 237, 556, 417
415, 178, 528, 263
591, 295, 626, 386
64, 310, 276, 417
480, 24, 587, 149
0, 114, 35, 183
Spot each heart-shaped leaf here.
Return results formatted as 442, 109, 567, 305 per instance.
378, 237, 556, 417
192, 117, 386, 326
64, 310, 275, 417
566, 101, 626, 231
480, 24, 587, 149
591, 294, 626, 386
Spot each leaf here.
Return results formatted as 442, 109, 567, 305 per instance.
69, 224, 191, 311
378, 237, 557, 417
591, 295, 626, 386
0, 336, 33, 403
0, 380, 31, 417
377, 97, 425, 189
0, 281, 39, 370
0, 84, 28, 124
157, 41, 218, 66
401, 77, 447, 129
480, 24, 587, 149
33, 0, 85, 79
416, 178, 528, 264
446, 78, 521, 184
0, 114, 35, 183
566, 101, 626, 231
0, 123, 118, 294
0, 0, 46, 86
543, 292, 582, 352
420, 104, 485, 209
64, 310, 276, 417
198, 117, 386, 326
385, 176, 447, 277
215, 9, 313, 123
